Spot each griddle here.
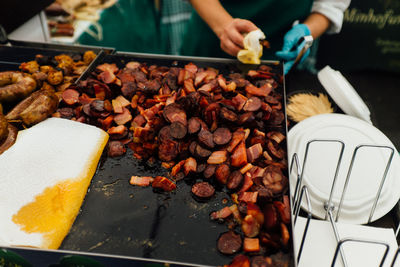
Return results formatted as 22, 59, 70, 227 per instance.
57, 52, 293, 266
0, 49, 293, 266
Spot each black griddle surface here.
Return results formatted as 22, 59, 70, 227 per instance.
59, 53, 290, 266
61, 149, 231, 266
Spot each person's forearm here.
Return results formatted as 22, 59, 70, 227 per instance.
190, 0, 232, 37
303, 12, 331, 38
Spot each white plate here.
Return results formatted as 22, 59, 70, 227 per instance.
288, 113, 400, 224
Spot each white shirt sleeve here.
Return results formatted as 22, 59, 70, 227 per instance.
311, 0, 351, 34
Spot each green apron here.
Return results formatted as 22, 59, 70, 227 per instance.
77, 0, 167, 54
180, 0, 313, 59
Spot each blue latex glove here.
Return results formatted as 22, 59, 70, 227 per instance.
276, 24, 311, 74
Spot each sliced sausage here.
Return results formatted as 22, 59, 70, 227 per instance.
188, 117, 201, 134
227, 171, 244, 190
198, 129, 214, 148
62, 89, 80, 105
243, 97, 262, 112
108, 141, 126, 157
158, 140, 178, 162
191, 181, 215, 199
195, 144, 212, 159
203, 164, 217, 179
189, 141, 197, 155
213, 127, 232, 145
217, 231, 242, 255
158, 126, 172, 142
163, 103, 187, 126
170, 121, 187, 139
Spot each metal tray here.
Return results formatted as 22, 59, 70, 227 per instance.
0, 42, 112, 73
1, 52, 293, 266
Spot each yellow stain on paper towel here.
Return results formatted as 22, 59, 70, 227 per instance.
12, 131, 108, 249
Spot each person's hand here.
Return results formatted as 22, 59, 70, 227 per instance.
217, 18, 258, 57
275, 24, 311, 74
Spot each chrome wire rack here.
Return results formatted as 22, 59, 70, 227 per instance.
289, 139, 398, 267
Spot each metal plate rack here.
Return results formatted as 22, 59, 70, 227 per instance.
289, 139, 400, 267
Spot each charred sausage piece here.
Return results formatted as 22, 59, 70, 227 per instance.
213, 127, 232, 146
188, 117, 201, 134
243, 97, 262, 112
198, 129, 215, 149
215, 163, 230, 185
220, 107, 238, 122
189, 141, 198, 155
163, 103, 187, 126
0, 124, 18, 155
227, 171, 244, 190
0, 72, 37, 102
262, 166, 288, 194
217, 231, 242, 255
203, 164, 217, 179
170, 121, 187, 139
264, 95, 280, 105
90, 100, 105, 114
195, 144, 212, 159
108, 141, 126, 157
191, 181, 215, 199
267, 140, 285, 159
268, 109, 284, 126
158, 140, 179, 162
158, 126, 172, 142
196, 163, 207, 173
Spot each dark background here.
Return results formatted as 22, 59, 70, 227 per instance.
0, 0, 54, 33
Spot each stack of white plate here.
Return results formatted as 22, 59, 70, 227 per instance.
288, 113, 400, 224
